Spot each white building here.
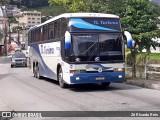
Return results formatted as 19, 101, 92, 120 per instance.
14, 11, 41, 29
0, 5, 7, 55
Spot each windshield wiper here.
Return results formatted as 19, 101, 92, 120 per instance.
79, 41, 98, 55
87, 47, 98, 61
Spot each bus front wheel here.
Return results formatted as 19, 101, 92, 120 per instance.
101, 82, 110, 87
58, 67, 67, 88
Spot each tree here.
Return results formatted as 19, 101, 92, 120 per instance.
10, 0, 48, 8
7, 16, 17, 43
48, 0, 91, 12
0, 0, 9, 5
121, 0, 160, 77
90, 0, 125, 17
122, 0, 159, 49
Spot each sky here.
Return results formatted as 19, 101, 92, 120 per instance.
152, 0, 160, 4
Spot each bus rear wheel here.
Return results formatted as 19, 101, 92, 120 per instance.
34, 65, 41, 79
58, 67, 67, 88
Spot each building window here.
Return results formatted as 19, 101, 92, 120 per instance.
32, 22, 35, 23
32, 18, 35, 20
28, 18, 31, 20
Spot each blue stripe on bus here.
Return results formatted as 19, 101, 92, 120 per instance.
70, 18, 118, 32
70, 72, 125, 84
31, 44, 57, 79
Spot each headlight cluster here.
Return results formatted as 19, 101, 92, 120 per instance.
70, 70, 86, 74
114, 68, 125, 72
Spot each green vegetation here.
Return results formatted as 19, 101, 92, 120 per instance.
0, 0, 10, 5
10, 0, 48, 8
28, 6, 66, 17
149, 53, 160, 60
126, 52, 160, 65
48, 0, 91, 12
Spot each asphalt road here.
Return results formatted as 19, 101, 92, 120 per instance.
0, 57, 160, 120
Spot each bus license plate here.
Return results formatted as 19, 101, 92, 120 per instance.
96, 77, 105, 80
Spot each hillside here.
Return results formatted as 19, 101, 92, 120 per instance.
10, 0, 48, 8
29, 6, 66, 17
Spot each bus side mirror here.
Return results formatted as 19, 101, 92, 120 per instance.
124, 31, 134, 49
65, 31, 71, 49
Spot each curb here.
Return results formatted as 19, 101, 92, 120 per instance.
0, 56, 11, 64
126, 80, 160, 91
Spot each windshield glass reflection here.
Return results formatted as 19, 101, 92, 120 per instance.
69, 34, 123, 62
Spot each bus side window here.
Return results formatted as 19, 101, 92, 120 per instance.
55, 20, 61, 40
42, 25, 46, 41
49, 22, 54, 40
40, 27, 43, 42
43, 24, 48, 41
33, 30, 36, 43
35, 29, 39, 42
37, 28, 41, 42
61, 18, 67, 37
54, 21, 58, 39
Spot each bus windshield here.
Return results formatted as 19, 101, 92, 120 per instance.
69, 33, 124, 63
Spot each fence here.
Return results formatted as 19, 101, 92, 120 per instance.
144, 64, 160, 79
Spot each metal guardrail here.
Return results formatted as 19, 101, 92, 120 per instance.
145, 64, 160, 79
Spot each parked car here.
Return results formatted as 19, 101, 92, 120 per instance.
11, 52, 27, 68
15, 47, 22, 52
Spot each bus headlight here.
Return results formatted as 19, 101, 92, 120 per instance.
118, 75, 123, 78
70, 70, 86, 74
114, 68, 125, 72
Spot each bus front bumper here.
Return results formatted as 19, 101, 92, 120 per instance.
70, 72, 125, 84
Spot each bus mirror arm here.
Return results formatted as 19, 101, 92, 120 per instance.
123, 31, 134, 49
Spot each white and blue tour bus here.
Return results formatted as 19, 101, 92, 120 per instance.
28, 13, 133, 88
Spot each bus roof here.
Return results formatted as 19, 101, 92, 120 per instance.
36, 13, 120, 28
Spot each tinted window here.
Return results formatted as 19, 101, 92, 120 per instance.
12, 52, 26, 58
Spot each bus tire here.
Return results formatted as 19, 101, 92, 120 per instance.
11, 64, 13, 68
101, 82, 110, 87
58, 67, 67, 88
33, 65, 36, 77
34, 65, 42, 79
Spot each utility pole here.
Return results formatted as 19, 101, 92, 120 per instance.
17, 21, 20, 46
4, 21, 7, 56
8, 21, 11, 44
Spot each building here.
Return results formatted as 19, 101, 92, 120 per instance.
0, 5, 7, 55
14, 11, 41, 29
11, 11, 41, 50
6, 5, 20, 16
